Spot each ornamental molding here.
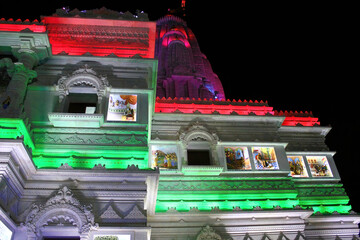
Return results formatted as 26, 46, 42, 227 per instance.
158, 179, 294, 191
22, 186, 98, 237
54, 7, 149, 21
99, 204, 146, 222
56, 64, 110, 99
34, 132, 147, 146
196, 225, 222, 240
179, 122, 219, 145
100, 205, 121, 219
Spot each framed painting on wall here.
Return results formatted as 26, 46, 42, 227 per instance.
306, 156, 333, 177
224, 146, 251, 170
252, 147, 279, 170
151, 145, 178, 169
107, 94, 137, 122
287, 156, 309, 177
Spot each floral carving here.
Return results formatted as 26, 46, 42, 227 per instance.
179, 123, 219, 145
158, 180, 294, 191
23, 186, 98, 236
34, 132, 147, 146
196, 225, 222, 240
56, 64, 110, 100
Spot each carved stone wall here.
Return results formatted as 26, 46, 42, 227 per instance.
22, 186, 98, 239
43, 13, 156, 58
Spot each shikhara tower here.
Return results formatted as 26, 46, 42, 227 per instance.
155, 15, 225, 101
0, 7, 359, 240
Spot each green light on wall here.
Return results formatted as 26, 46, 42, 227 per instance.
155, 198, 300, 212
0, 118, 35, 150
299, 197, 349, 206
33, 156, 148, 169
32, 145, 150, 169
312, 205, 352, 214
158, 191, 298, 201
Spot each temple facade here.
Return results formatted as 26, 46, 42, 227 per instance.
0, 7, 359, 240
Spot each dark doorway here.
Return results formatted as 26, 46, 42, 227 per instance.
66, 93, 97, 113
68, 102, 96, 113
187, 150, 211, 165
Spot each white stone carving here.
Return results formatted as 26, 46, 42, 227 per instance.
196, 225, 222, 240
166, 207, 178, 213
123, 205, 146, 219
100, 205, 121, 219
58, 163, 73, 169
93, 164, 106, 170
23, 186, 98, 237
57, 64, 110, 98
179, 123, 219, 145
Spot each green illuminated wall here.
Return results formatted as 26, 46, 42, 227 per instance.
155, 173, 353, 215
155, 175, 300, 212
0, 118, 150, 169
32, 146, 149, 169
294, 181, 351, 214
0, 118, 35, 150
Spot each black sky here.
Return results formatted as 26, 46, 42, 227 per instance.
1, 1, 358, 211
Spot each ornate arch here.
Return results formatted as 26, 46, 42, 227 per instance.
56, 64, 110, 102
23, 186, 98, 238
179, 122, 219, 146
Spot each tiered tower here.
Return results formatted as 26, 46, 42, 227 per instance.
155, 15, 225, 100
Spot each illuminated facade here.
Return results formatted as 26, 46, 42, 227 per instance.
0, 8, 359, 240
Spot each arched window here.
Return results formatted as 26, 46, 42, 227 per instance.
23, 186, 98, 239
56, 64, 110, 114
179, 123, 219, 166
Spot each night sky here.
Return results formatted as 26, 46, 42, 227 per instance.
1, 1, 358, 211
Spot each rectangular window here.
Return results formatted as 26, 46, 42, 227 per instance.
187, 150, 210, 165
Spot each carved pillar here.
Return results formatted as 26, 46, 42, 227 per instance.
57, 94, 67, 112
0, 49, 38, 117
15, 49, 39, 69
180, 141, 188, 167
2, 62, 37, 116
97, 93, 105, 114
210, 143, 219, 165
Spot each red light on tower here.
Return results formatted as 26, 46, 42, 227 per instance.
181, 0, 186, 8
181, 0, 186, 17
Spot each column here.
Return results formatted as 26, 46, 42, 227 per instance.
96, 95, 104, 114
0, 50, 38, 117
